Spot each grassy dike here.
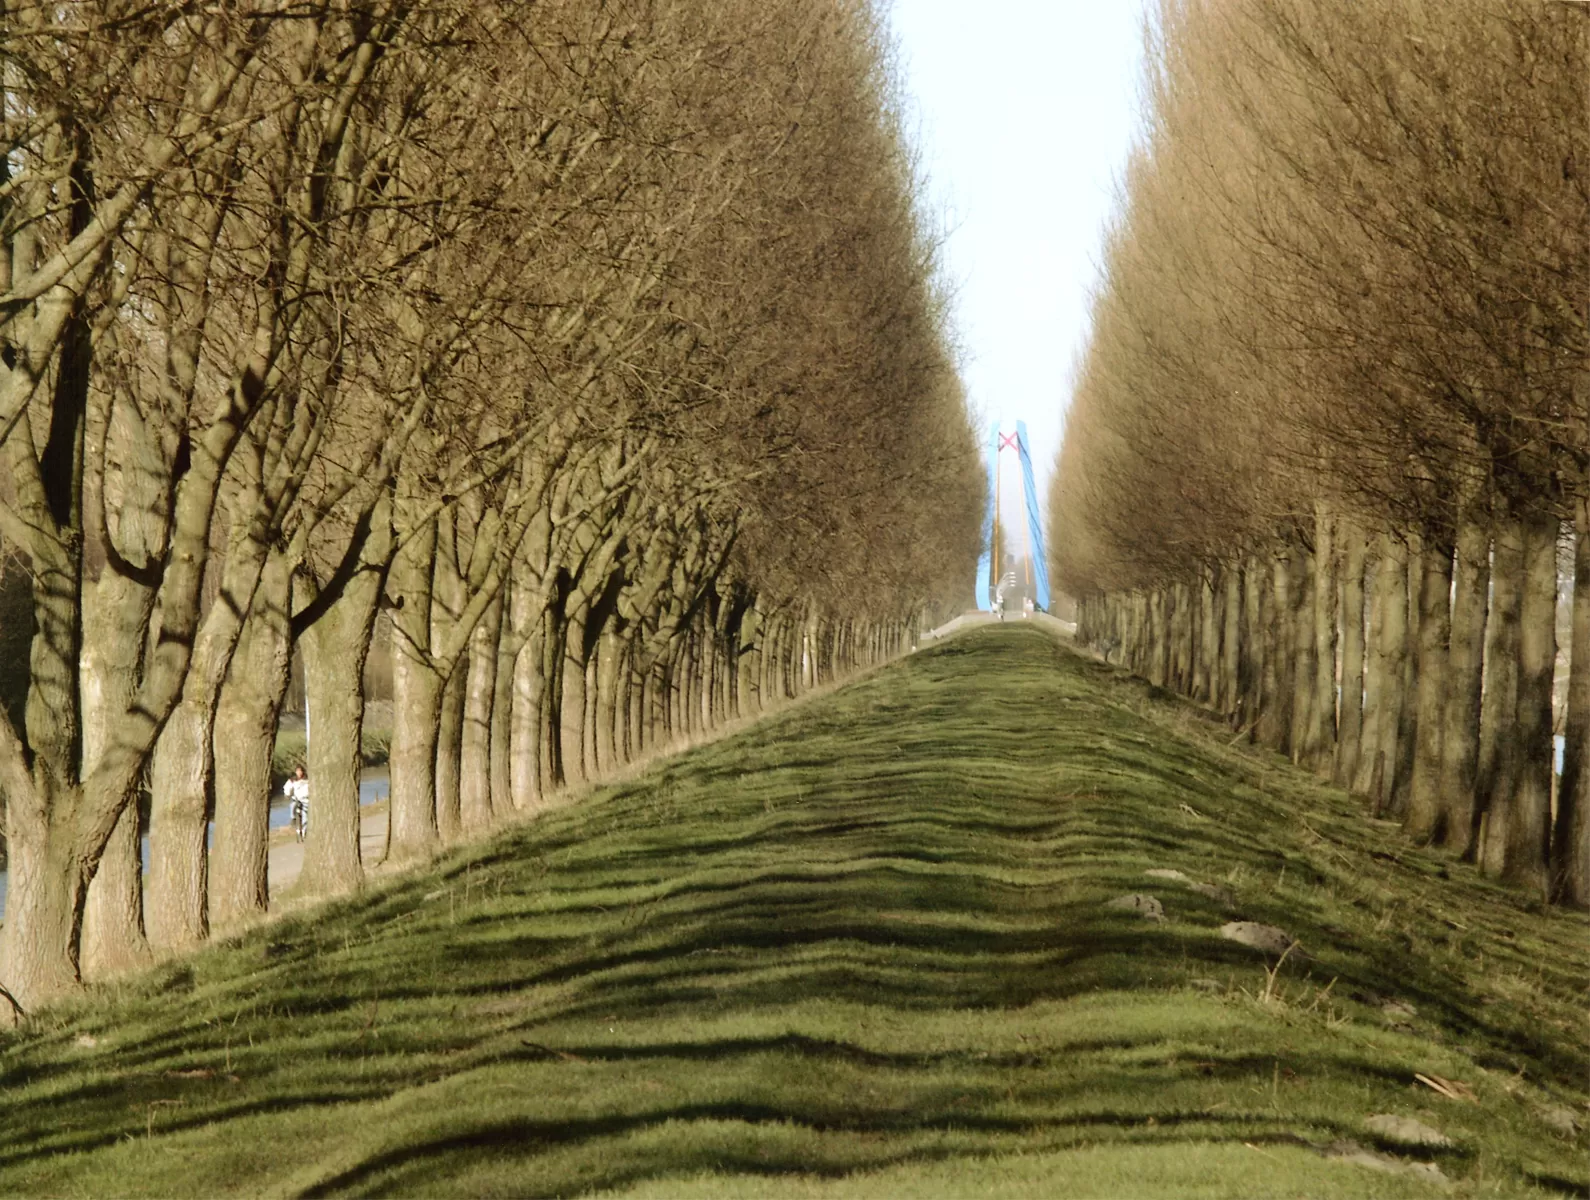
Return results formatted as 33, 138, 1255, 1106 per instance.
0, 624, 1584, 1198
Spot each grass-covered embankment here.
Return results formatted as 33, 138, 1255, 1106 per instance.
1, 624, 1584, 1197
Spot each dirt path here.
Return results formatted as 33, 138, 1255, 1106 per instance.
266, 806, 389, 898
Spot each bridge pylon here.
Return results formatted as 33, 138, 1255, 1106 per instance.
975, 420, 1051, 615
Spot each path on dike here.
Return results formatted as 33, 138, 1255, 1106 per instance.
2, 625, 1584, 1198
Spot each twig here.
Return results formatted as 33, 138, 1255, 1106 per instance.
0, 983, 24, 1021
1227, 719, 1261, 745
1415, 1072, 1477, 1102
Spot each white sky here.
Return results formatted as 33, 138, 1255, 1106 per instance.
884, 1, 1151, 502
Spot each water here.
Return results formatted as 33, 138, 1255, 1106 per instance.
0, 769, 389, 922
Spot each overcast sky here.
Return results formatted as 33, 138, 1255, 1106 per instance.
884, 1, 1151, 502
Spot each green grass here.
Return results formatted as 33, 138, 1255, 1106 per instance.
1, 624, 1584, 1198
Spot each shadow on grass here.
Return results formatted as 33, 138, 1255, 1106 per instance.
299, 1105, 1366, 1199
0, 625, 1583, 1197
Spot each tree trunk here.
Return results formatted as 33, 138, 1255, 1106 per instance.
1357, 535, 1408, 809
739, 605, 763, 718
595, 629, 623, 774
0, 790, 85, 1011
699, 623, 717, 729
490, 598, 519, 818
808, 615, 821, 671
511, 612, 548, 812
459, 593, 501, 836
388, 510, 441, 864
1219, 567, 1241, 719
1197, 574, 1217, 704
388, 637, 443, 864
1148, 590, 1168, 689
1241, 561, 1263, 735
1503, 514, 1557, 895
78, 805, 145, 981
78, 576, 152, 980
1288, 540, 1319, 768
1436, 517, 1489, 852
681, 631, 700, 728
209, 557, 293, 929
298, 505, 388, 899
1310, 508, 1338, 774
146, 699, 212, 951
582, 653, 600, 771
299, 604, 374, 898
1406, 538, 1453, 842
561, 609, 589, 784
1477, 520, 1523, 869
1259, 555, 1288, 751
434, 659, 467, 842
1170, 583, 1189, 695
1390, 540, 1422, 817
1555, 497, 1590, 907
146, 518, 275, 951
787, 617, 801, 698
1334, 522, 1366, 789
628, 654, 646, 758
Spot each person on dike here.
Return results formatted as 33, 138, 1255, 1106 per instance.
286, 765, 311, 842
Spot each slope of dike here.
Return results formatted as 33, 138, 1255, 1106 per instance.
0, 625, 1584, 1198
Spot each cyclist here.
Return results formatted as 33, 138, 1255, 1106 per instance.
285, 765, 310, 842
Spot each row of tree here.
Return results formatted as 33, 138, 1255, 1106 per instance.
1051, 0, 1588, 906
0, 0, 984, 1015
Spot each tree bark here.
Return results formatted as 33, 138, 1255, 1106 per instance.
561, 608, 589, 784
595, 628, 624, 774
490, 605, 518, 817
1172, 582, 1191, 695
1478, 517, 1523, 871
1334, 522, 1366, 789
511, 610, 548, 812
1148, 590, 1168, 689
459, 592, 501, 836
1436, 517, 1489, 852
434, 658, 467, 843
1503, 514, 1557, 895
540, 608, 568, 790
209, 556, 293, 929
1390, 540, 1422, 816
582, 653, 600, 771
1259, 555, 1289, 751
388, 628, 443, 864
298, 504, 389, 899
78, 571, 153, 980
146, 510, 276, 951
1357, 535, 1408, 809
1289, 545, 1317, 764
1197, 573, 1217, 704
78, 805, 145, 981
1241, 560, 1263, 735
739, 604, 763, 718
1555, 498, 1590, 907
146, 698, 212, 951
299, 606, 374, 897
0, 792, 85, 1011
1309, 507, 1338, 773
1219, 566, 1241, 719
1406, 537, 1453, 842
387, 508, 442, 864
